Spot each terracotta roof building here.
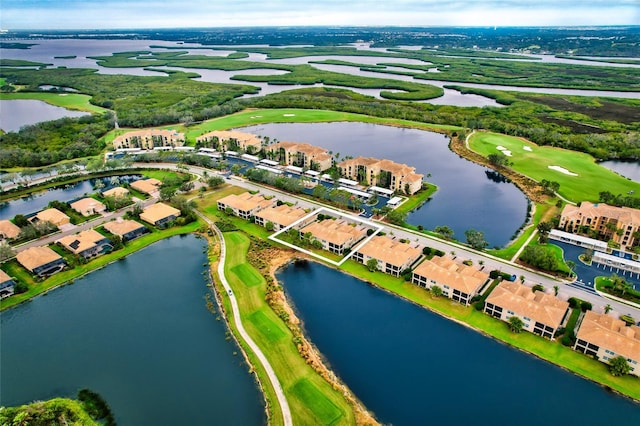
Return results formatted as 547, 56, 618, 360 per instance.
354, 235, 422, 276
70, 198, 107, 217
0, 269, 16, 299
16, 246, 65, 277
196, 130, 262, 154
57, 229, 112, 259
254, 205, 308, 231
574, 311, 640, 377
103, 219, 147, 241
559, 202, 640, 250
0, 220, 21, 240
484, 281, 569, 339
32, 208, 71, 227
338, 156, 423, 195
300, 219, 366, 255
412, 256, 489, 305
265, 141, 333, 172
102, 187, 130, 198
139, 203, 181, 227
130, 178, 162, 195
217, 192, 276, 220
112, 129, 184, 150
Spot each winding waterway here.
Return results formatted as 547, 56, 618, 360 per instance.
237, 122, 528, 247
0, 235, 265, 425
277, 260, 640, 425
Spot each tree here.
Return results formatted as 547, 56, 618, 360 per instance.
386, 210, 407, 225
604, 304, 613, 314
434, 225, 454, 240
508, 316, 524, 333
265, 221, 274, 232
160, 186, 176, 201
207, 176, 225, 189
465, 229, 488, 251
431, 285, 443, 298
487, 153, 511, 168
537, 221, 553, 243
553, 285, 559, 296
532, 284, 544, 293
609, 356, 632, 377
0, 241, 14, 261
540, 179, 560, 195
366, 258, 378, 272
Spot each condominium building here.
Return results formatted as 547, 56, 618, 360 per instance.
112, 129, 185, 150
265, 141, 333, 171
254, 205, 308, 231
103, 219, 148, 241
57, 229, 113, 259
338, 157, 423, 195
16, 246, 66, 277
217, 192, 276, 220
31, 208, 71, 228
0, 220, 21, 240
354, 235, 422, 276
574, 311, 640, 377
300, 219, 366, 254
559, 202, 640, 250
102, 187, 130, 198
412, 256, 489, 305
70, 198, 107, 217
0, 270, 16, 299
140, 203, 181, 227
196, 131, 262, 154
130, 178, 162, 195
484, 281, 569, 339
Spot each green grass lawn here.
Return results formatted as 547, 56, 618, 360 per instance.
0, 92, 108, 114
220, 230, 354, 425
469, 131, 640, 202
231, 263, 263, 287
290, 379, 344, 425
184, 108, 462, 143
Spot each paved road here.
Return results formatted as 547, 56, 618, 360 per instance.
144, 162, 640, 319
11, 161, 640, 319
197, 210, 293, 426
12, 196, 157, 253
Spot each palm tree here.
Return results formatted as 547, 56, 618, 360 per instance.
508, 316, 524, 333
604, 304, 613, 314
553, 285, 559, 296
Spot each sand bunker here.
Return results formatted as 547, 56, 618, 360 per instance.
283, 114, 296, 117
250, 115, 262, 118
523, 146, 532, 152
548, 165, 578, 176
503, 150, 512, 156
496, 145, 507, 151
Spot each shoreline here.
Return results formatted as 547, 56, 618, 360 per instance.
275, 255, 640, 404
267, 253, 379, 425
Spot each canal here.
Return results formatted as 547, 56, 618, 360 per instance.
0, 235, 266, 425
277, 260, 640, 425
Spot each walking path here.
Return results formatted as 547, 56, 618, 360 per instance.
197, 210, 293, 426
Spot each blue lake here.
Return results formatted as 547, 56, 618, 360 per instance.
277, 260, 640, 425
0, 235, 266, 425
237, 122, 528, 247
0, 175, 141, 220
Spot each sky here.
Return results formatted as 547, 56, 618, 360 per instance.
1, 0, 638, 30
